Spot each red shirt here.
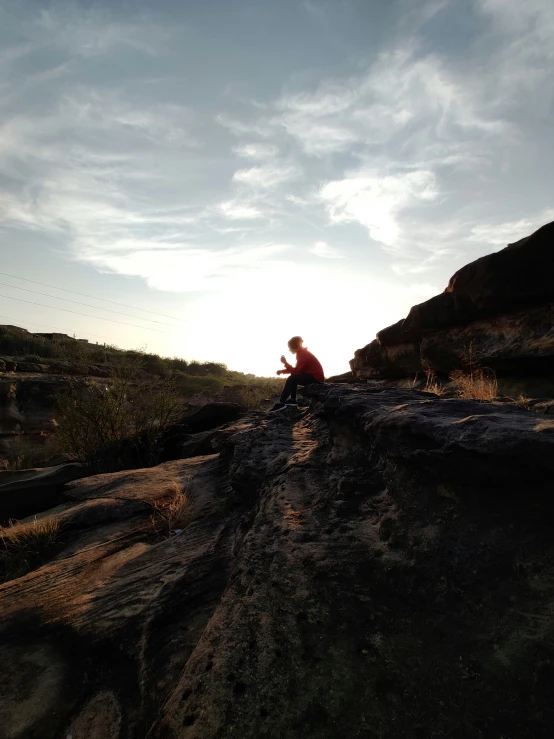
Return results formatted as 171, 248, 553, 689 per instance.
284, 347, 324, 382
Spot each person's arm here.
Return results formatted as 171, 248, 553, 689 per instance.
289, 354, 308, 376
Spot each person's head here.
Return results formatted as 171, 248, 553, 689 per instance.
288, 336, 304, 354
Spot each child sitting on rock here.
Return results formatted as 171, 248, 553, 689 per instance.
270, 336, 324, 413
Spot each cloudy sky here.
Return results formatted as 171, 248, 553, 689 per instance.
0, 0, 553, 376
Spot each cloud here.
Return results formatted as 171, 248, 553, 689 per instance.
311, 240, 342, 259
469, 209, 554, 248
233, 143, 279, 159
216, 113, 275, 138
85, 242, 292, 292
320, 170, 439, 248
219, 201, 263, 220
1, 0, 554, 312
232, 164, 300, 189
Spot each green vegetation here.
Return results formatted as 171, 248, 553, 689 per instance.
56, 353, 186, 473
0, 325, 282, 408
1, 435, 58, 471
0, 517, 62, 583
1, 324, 283, 472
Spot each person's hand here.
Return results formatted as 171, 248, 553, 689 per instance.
280, 355, 287, 365
276, 369, 285, 375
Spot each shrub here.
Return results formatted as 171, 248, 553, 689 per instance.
1, 435, 57, 471
55, 354, 186, 473
0, 517, 61, 583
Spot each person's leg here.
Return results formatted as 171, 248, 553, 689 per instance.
279, 375, 299, 404
285, 374, 317, 402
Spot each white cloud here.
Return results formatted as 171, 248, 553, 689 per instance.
216, 113, 275, 138
85, 242, 292, 292
219, 201, 263, 220
469, 209, 554, 248
232, 164, 300, 188
311, 240, 342, 259
321, 170, 438, 247
1, 0, 554, 324
233, 143, 278, 159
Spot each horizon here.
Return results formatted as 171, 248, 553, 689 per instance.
1, 0, 553, 377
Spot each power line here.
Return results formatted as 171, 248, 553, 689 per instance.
0, 271, 183, 322
0, 282, 172, 325
0, 294, 166, 332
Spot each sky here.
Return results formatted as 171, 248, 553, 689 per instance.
0, 0, 553, 377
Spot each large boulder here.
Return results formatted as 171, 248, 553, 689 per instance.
447, 220, 554, 312
353, 221, 554, 382
2, 388, 554, 737
0, 462, 86, 521
352, 340, 421, 378
181, 402, 242, 432
378, 293, 477, 346
421, 303, 554, 374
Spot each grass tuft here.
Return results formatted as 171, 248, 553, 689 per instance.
151, 480, 192, 537
0, 517, 61, 583
449, 368, 498, 401
424, 368, 446, 396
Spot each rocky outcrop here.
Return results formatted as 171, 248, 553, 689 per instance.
0, 463, 86, 522
2, 386, 554, 738
353, 221, 554, 385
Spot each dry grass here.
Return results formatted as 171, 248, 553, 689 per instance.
449, 368, 498, 401
424, 368, 446, 396
513, 394, 532, 410
0, 517, 61, 583
151, 479, 192, 536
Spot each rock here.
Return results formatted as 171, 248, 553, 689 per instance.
326, 371, 355, 383
0, 462, 86, 521
352, 221, 554, 385
181, 402, 242, 433
447, 220, 554, 313
186, 390, 216, 407
2, 388, 554, 737
0, 360, 5, 372
352, 340, 422, 378
0, 359, 17, 372
14, 362, 50, 373
378, 293, 477, 346
421, 303, 554, 374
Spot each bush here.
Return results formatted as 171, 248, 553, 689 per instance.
1, 435, 57, 471
55, 354, 186, 473
0, 517, 61, 583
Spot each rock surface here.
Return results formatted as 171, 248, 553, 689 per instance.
0, 463, 86, 522
353, 221, 554, 385
1, 386, 554, 738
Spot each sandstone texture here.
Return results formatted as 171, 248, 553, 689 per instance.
1, 387, 554, 738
